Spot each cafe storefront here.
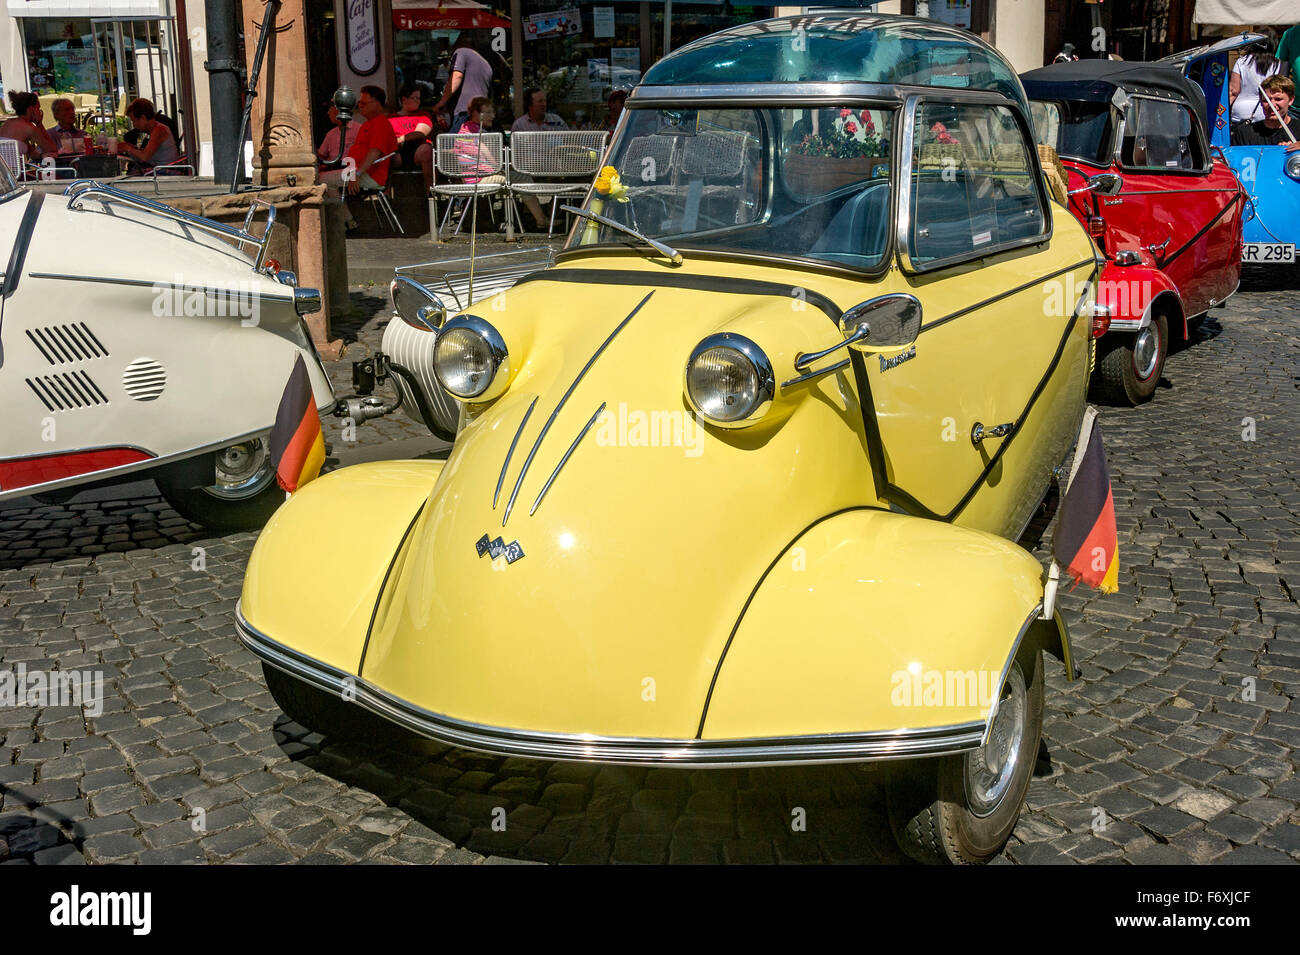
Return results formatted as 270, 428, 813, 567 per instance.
1, 0, 198, 159
327, 0, 775, 126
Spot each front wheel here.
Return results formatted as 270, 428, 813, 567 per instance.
885, 646, 1044, 864
156, 438, 283, 532
1093, 311, 1168, 405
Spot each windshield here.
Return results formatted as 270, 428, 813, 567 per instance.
1030, 99, 1113, 165
1029, 98, 1112, 164
566, 105, 894, 270
0, 155, 18, 195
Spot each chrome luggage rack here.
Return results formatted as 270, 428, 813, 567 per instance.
393, 246, 556, 310
62, 179, 278, 271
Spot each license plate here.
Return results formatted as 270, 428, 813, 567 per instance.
1242, 242, 1295, 263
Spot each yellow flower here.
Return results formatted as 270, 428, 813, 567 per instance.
593, 165, 629, 202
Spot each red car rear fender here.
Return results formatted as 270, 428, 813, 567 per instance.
1096, 263, 1183, 335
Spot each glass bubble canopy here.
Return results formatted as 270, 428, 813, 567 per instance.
641, 14, 1028, 114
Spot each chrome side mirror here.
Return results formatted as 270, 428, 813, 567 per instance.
390, 276, 447, 333
1068, 172, 1123, 197
839, 293, 922, 353
793, 294, 922, 375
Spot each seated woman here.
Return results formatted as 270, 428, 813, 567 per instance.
118, 98, 180, 173
0, 90, 58, 165
390, 82, 434, 169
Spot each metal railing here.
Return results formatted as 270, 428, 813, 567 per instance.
62, 179, 277, 270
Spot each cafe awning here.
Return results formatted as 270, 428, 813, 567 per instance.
6, 0, 169, 18
391, 0, 510, 31
1193, 0, 1300, 23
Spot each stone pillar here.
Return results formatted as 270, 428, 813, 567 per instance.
243, 0, 344, 359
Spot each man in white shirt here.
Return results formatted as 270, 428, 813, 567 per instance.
510, 89, 567, 132
509, 89, 568, 231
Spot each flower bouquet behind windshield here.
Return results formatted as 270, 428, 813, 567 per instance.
787, 108, 889, 193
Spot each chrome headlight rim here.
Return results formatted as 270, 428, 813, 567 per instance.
432, 314, 510, 401
683, 332, 776, 429
1285, 151, 1300, 182
390, 275, 447, 332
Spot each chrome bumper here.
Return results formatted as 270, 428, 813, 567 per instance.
236, 604, 986, 768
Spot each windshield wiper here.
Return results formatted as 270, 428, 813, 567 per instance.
559, 205, 683, 264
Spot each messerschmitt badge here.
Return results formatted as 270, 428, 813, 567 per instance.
476, 534, 525, 564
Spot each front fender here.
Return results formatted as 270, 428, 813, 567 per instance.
240, 460, 443, 675
702, 509, 1073, 742
1097, 262, 1180, 333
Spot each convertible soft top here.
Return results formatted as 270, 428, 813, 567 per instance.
1020, 60, 1207, 109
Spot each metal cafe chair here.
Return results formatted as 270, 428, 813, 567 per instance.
507, 130, 609, 236
0, 139, 24, 180
430, 132, 507, 241
358, 150, 405, 234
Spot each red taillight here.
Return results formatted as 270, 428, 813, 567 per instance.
263, 258, 281, 274
1087, 216, 1106, 238
1090, 304, 1112, 339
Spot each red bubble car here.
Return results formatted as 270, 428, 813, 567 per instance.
1022, 60, 1245, 404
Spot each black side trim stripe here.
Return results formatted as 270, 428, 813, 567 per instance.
856, 261, 1099, 523
515, 269, 844, 325
697, 505, 875, 739
356, 500, 429, 674
2, 191, 43, 300
1158, 190, 1243, 271
919, 257, 1096, 334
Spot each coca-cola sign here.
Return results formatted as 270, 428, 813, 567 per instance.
346, 0, 379, 76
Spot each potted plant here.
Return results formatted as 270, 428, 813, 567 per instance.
786, 108, 889, 193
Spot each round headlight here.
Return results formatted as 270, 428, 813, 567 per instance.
684, 333, 775, 428
1285, 152, 1300, 182
432, 315, 509, 400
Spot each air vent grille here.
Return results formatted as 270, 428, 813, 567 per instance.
25, 322, 108, 365
25, 371, 109, 412
122, 358, 166, 402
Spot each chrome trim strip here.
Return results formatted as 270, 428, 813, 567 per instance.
237, 605, 986, 767
27, 272, 295, 304
494, 396, 537, 509
630, 83, 1020, 109
530, 401, 605, 517
502, 290, 653, 526
782, 357, 851, 389
64, 180, 279, 270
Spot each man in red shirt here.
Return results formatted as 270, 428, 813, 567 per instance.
321, 85, 398, 196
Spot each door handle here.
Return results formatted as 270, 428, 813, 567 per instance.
971, 421, 1014, 446
1145, 236, 1171, 258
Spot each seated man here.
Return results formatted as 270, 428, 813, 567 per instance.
319, 85, 399, 229
47, 98, 86, 155
317, 100, 359, 166
1232, 75, 1300, 150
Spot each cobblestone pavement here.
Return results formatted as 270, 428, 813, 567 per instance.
1, 273, 1298, 865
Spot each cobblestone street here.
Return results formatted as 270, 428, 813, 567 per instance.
1, 272, 1297, 865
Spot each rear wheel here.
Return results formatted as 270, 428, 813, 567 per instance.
885, 646, 1044, 864
1094, 311, 1168, 405
156, 438, 283, 532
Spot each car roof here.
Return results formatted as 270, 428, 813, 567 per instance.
1021, 59, 1205, 107
639, 13, 1028, 113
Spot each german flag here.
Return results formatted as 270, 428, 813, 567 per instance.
1053, 407, 1118, 593
268, 354, 326, 493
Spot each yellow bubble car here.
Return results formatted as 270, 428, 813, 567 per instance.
237, 13, 1104, 864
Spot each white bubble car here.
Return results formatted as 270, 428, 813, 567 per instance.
0, 175, 334, 530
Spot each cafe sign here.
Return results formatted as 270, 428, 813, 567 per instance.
345, 0, 380, 76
